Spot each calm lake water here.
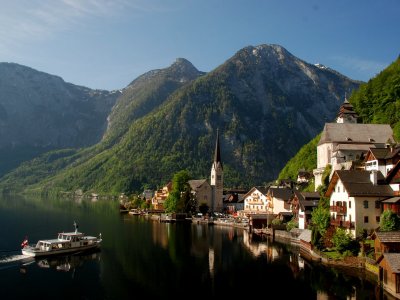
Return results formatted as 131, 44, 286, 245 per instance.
0, 195, 387, 299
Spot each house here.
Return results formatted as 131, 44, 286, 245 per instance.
142, 189, 154, 202
223, 190, 245, 215
326, 170, 394, 237
385, 160, 400, 197
376, 253, 400, 298
152, 182, 172, 210
267, 186, 293, 216
313, 97, 394, 190
297, 170, 312, 184
188, 179, 212, 211
242, 186, 270, 216
373, 231, 400, 259
364, 144, 400, 177
291, 190, 320, 230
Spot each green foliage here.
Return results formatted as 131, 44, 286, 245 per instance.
163, 170, 192, 213
278, 134, 320, 181
380, 209, 400, 231
286, 217, 298, 231
316, 164, 332, 195
332, 228, 360, 255
311, 205, 331, 236
272, 218, 283, 226
351, 57, 400, 140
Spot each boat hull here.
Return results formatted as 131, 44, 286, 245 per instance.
22, 243, 101, 258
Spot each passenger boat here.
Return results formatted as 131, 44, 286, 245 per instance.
21, 222, 102, 258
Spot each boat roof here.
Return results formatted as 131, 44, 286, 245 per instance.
58, 232, 84, 236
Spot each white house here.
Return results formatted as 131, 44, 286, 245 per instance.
242, 186, 270, 215
267, 186, 293, 216
325, 169, 393, 237
313, 98, 394, 190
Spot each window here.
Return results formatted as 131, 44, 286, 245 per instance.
364, 216, 369, 223
349, 201, 351, 208
338, 186, 341, 193
363, 200, 369, 209
375, 201, 380, 209
376, 216, 380, 223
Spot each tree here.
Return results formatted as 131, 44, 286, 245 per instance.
380, 209, 400, 231
163, 170, 192, 213
310, 205, 331, 249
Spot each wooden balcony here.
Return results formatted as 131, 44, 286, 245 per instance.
330, 218, 354, 228
330, 205, 347, 214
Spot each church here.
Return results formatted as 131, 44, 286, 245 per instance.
188, 129, 224, 212
313, 97, 395, 190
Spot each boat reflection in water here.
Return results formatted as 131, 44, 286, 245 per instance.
36, 249, 101, 273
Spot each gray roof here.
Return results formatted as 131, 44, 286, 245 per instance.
383, 253, 400, 273
334, 170, 393, 197
318, 123, 393, 146
381, 197, 400, 203
298, 229, 312, 243
188, 179, 208, 190
375, 231, 400, 243
268, 187, 293, 200
369, 146, 400, 160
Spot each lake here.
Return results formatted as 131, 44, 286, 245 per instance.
0, 195, 386, 299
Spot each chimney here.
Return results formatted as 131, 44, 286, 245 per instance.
370, 170, 378, 185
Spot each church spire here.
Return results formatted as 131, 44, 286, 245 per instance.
214, 129, 223, 169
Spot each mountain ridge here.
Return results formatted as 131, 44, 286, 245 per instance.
0, 44, 362, 194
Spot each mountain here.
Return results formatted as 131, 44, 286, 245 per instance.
0, 62, 120, 176
0, 44, 362, 195
278, 56, 400, 183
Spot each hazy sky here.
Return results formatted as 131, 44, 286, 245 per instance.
1, 0, 398, 90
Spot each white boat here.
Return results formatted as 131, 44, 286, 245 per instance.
21, 222, 102, 258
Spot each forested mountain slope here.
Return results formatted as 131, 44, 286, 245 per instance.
0, 44, 361, 195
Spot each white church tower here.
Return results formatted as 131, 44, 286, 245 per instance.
210, 129, 224, 212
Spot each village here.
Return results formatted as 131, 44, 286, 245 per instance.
120, 97, 400, 299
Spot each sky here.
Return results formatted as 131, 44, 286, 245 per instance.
0, 0, 399, 91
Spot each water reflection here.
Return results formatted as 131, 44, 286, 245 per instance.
0, 195, 387, 299
36, 250, 101, 273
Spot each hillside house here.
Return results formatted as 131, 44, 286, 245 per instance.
364, 144, 400, 177
291, 190, 320, 230
313, 98, 394, 189
326, 170, 393, 237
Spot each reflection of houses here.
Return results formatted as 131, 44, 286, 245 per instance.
290, 191, 320, 229
189, 179, 212, 210
242, 230, 279, 260
242, 186, 270, 214
313, 98, 394, 189
152, 182, 172, 210
325, 170, 393, 237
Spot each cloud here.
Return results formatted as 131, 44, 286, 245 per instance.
0, 0, 165, 55
331, 55, 388, 77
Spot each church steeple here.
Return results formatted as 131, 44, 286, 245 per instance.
336, 94, 358, 124
213, 128, 223, 169
210, 129, 223, 212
